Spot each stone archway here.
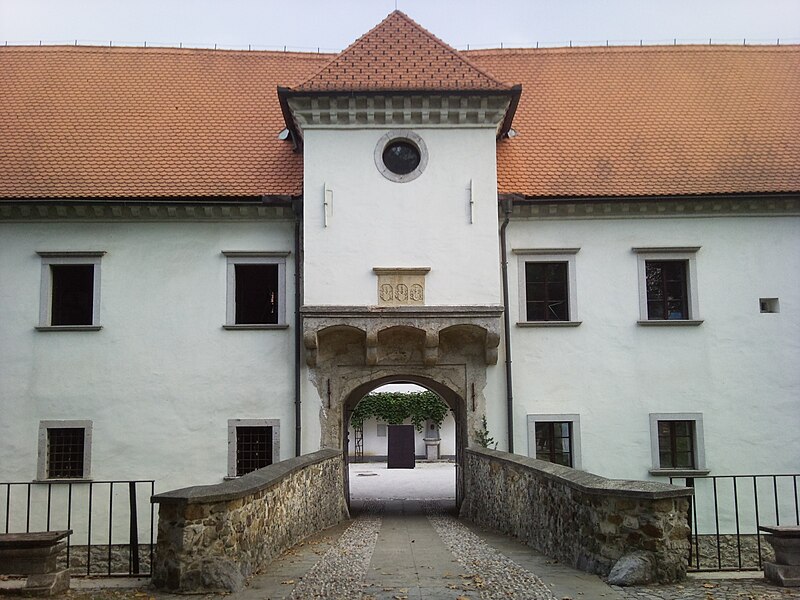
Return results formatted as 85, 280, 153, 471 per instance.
300, 305, 503, 508
342, 373, 467, 505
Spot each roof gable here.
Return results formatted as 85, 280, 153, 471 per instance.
291, 11, 511, 93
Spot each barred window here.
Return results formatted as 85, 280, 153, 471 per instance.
37, 421, 92, 480
235, 426, 273, 476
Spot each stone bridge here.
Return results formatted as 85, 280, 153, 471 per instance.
151, 447, 692, 593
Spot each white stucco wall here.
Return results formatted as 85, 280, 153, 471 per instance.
0, 219, 296, 491
507, 215, 800, 480
347, 413, 457, 459
302, 127, 502, 307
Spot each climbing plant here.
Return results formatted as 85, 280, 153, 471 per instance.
350, 391, 450, 432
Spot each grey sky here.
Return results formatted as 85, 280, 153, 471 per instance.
1, 0, 798, 51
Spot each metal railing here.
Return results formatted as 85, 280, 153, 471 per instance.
1, 480, 156, 576
670, 474, 799, 571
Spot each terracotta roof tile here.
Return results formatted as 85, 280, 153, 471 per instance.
1, 37, 798, 200
0, 45, 330, 199
468, 45, 800, 197
291, 11, 512, 93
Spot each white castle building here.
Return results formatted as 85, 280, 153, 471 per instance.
1, 11, 798, 502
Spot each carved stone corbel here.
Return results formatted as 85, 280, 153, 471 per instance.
423, 329, 439, 366
303, 330, 318, 367
365, 326, 379, 366
485, 330, 500, 365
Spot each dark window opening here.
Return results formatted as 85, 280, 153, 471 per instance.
382, 140, 421, 175
535, 421, 573, 467
646, 260, 688, 320
657, 420, 695, 469
235, 264, 279, 325
51, 264, 94, 326
236, 426, 273, 476
525, 262, 569, 321
47, 428, 85, 478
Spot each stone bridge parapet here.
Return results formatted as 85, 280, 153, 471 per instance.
150, 449, 347, 593
460, 447, 693, 583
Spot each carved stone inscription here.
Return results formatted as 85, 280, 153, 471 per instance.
374, 267, 430, 306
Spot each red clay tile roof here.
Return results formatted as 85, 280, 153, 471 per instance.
468, 45, 800, 198
291, 11, 512, 93
1, 39, 798, 200
0, 45, 330, 199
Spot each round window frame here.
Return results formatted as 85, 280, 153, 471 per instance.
374, 130, 428, 183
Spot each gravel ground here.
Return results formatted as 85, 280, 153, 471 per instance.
427, 507, 557, 600
287, 514, 381, 599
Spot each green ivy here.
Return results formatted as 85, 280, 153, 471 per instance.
350, 391, 450, 432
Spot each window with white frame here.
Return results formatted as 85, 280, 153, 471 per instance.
223, 252, 289, 329
649, 413, 708, 474
37, 252, 104, 330
227, 419, 280, 477
37, 420, 92, 480
527, 414, 581, 469
634, 247, 702, 325
515, 249, 580, 326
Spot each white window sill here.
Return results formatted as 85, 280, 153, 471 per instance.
517, 321, 582, 328
649, 468, 710, 477
223, 324, 289, 330
35, 325, 102, 332
637, 320, 703, 327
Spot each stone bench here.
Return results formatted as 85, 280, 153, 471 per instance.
759, 525, 800, 587
0, 530, 72, 596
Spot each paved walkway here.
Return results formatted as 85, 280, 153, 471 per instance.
7, 462, 798, 599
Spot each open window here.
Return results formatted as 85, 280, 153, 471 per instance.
515, 249, 580, 327
37, 252, 104, 330
223, 252, 289, 329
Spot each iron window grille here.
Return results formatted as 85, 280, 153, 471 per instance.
47, 428, 86, 478
235, 426, 273, 476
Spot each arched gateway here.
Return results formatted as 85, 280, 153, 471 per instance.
301, 305, 503, 506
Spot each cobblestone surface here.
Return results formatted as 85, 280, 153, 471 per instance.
612, 578, 800, 599
428, 506, 557, 600
287, 514, 381, 599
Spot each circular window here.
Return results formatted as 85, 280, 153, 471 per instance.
374, 130, 428, 183
382, 141, 421, 175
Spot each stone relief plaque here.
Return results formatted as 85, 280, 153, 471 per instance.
373, 267, 430, 306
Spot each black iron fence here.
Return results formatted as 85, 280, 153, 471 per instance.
1, 480, 156, 576
670, 474, 799, 571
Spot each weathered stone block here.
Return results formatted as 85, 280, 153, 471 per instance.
608, 551, 655, 586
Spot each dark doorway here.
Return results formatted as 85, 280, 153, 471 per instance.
387, 425, 415, 469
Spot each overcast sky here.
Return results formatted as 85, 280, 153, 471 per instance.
1, 0, 798, 51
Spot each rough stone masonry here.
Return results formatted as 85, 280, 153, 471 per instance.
460, 447, 693, 583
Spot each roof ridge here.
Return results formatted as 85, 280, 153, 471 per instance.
462, 44, 800, 56
0, 44, 337, 58
388, 11, 512, 88
289, 10, 513, 92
